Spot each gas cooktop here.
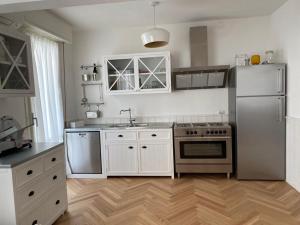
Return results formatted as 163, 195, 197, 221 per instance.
175, 122, 229, 128
174, 122, 231, 137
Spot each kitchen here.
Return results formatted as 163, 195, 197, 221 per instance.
0, 0, 300, 225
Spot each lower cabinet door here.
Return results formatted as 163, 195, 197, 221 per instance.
139, 143, 171, 174
107, 143, 138, 175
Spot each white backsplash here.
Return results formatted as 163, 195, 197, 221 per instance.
85, 114, 229, 124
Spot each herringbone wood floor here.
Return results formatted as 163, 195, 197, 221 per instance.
54, 175, 300, 225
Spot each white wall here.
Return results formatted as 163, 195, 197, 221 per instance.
72, 16, 271, 121
63, 43, 77, 121
271, 0, 300, 191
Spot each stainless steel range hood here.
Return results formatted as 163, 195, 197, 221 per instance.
173, 26, 229, 90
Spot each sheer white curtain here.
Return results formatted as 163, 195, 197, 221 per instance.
30, 34, 64, 142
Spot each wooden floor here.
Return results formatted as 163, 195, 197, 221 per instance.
54, 175, 300, 225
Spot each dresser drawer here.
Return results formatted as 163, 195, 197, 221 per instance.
44, 185, 67, 222
15, 176, 47, 212
46, 165, 66, 189
139, 130, 171, 140
105, 131, 137, 141
44, 147, 64, 171
14, 157, 44, 188
19, 204, 45, 225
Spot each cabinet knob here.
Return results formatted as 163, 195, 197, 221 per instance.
142, 146, 147, 149
118, 134, 123, 138
128, 146, 134, 149
28, 191, 35, 197
51, 157, 56, 162
27, 170, 33, 176
56, 200, 60, 205
151, 134, 157, 137
32, 220, 38, 225
53, 175, 58, 180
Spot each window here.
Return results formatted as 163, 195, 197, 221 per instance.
30, 34, 63, 142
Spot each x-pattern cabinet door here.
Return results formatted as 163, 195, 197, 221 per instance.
0, 27, 34, 96
104, 57, 136, 94
137, 54, 170, 92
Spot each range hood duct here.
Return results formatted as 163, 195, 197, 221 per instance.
190, 26, 208, 67
173, 26, 229, 90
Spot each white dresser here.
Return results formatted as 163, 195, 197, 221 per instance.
0, 143, 67, 225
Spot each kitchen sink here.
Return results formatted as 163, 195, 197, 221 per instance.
108, 123, 149, 129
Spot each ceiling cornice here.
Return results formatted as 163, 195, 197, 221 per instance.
0, 0, 138, 14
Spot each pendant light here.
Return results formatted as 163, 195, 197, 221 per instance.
141, 1, 169, 48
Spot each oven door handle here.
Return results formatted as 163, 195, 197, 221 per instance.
175, 136, 232, 141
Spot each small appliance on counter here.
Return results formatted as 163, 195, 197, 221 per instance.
0, 116, 33, 154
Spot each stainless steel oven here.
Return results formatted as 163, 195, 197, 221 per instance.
174, 123, 233, 178
175, 137, 232, 164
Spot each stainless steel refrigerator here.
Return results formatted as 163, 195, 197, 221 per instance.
229, 64, 286, 180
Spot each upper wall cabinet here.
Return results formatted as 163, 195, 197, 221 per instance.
0, 26, 35, 97
103, 52, 171, 95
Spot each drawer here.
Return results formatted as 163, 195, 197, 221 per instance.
15, 176, 47, 212
14, 157, 44, 188
139, 130, 171, 140
105, 131, 137, 141
19, 204, 45, 225
45, 165, 66, 189
44, 147, 64, 171
44, 186, 67, 222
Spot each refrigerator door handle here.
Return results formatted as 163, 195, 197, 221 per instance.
277, 97, 285, 122
277, 68, 284, 94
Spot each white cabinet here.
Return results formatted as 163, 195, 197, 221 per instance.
103, 52, 171, 95
0, 145, 67, 225
107, 143, 138, 174
139, 142, 171, 174
104, 129, 174, 178
0, 25, 34, 97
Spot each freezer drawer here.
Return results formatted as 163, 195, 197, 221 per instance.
66, 131, 102, 174
236, 96, 286, 180
236, 64, 286, 96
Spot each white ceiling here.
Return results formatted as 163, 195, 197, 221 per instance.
51, 0, 287, 31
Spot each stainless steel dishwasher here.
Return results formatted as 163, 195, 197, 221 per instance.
66, 131, 102, 174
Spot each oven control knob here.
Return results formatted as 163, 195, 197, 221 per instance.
206, 130, 209, 135
194, 131, 198, 134
186, 131, 190, 135
190, 131, 194, 135
214, 130, 218, 134
223, 130, 227, 134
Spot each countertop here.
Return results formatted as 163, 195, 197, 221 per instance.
0, 142, 63, 168
64, 122, 174, 132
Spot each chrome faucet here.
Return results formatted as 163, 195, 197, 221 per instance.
120, 108, 135, 126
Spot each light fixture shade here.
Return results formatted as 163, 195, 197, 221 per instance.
141, 27, 169, 48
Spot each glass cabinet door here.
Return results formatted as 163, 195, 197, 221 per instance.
0, 33, 30, 91
137, 56, 168, 91
106, 58, 135, 92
